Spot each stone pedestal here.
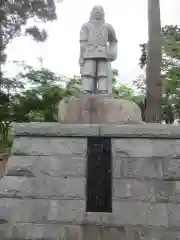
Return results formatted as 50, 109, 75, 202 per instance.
1, 123, 180, 239
58, 94, 142, 124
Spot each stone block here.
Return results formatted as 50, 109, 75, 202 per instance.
165, 203, 180, 228
1, 223, 171, 240
163, 158, 180, 180
0, 199, 19, 223
47, 199, 85, 223
1, 226, 180, 240
81, 225, 127, 240
12, 223, 45, 239
112, 138, 180, 157
0, 198, 168, 227
0, 199, 85, 223
100, 123, 180, 138
6, 223, 83, 240
83, 202, 168, 227
173, 182, 180, 203
5, 156, 36, 177
6, 155, 86, 177
11, 137, 87, 156
0, 223, 104, 240
13, 122, 180, 138
12, 122, 99, 137
113, 179, 150, 201
167, 203, 180, 228
58, 95, 142, 124
112, 158, 124, 178
0, 223, 10, 239
0, 176, 85, 199
113, 201, 168, 227
6, 156, 164, 180
161, 230, 180, 240
113, 179, 174, 202
113, 157, 163, 179
151, 180, 175, 203
123, 227, 165, 240
43, 224, 82, 240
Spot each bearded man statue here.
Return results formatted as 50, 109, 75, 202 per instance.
79, 5, 118, 94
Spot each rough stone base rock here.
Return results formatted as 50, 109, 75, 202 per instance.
58, 94, 142, 124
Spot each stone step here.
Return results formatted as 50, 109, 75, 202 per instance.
1, 223, 178, 240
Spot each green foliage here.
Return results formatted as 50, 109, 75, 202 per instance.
138, 25, 180, 122
112, 69, 134, 99
139, 25, 180, 70
114, 84, 134, 99
0, 74, 24, 152
0, 0, 60, 152
111, 69, 145, 120
0, 91, 9, 152
2, 0, 57, 46
64, 76, 82, 98
0, 0, 58, 87
0, 64, 65, 151
12, 67, 66, 122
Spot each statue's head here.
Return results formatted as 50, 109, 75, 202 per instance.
90, 5, 105, 21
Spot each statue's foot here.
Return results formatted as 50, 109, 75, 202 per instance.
83, 90, 92, 94
98, 90, 108, 94
83, 90, 108, 95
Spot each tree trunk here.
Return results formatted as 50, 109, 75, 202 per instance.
145, 0, 162, 123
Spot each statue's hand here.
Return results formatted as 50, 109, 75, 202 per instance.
108, 51, 117, 61
108, 43, 117, 61
107, 49, 113, 61
79, 58, 84, 66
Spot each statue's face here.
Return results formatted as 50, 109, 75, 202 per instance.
90, 6, 104, 21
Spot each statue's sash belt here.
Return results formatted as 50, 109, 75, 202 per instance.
84, 45, 109, 59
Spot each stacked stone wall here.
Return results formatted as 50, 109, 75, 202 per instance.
0, 123, 180, 239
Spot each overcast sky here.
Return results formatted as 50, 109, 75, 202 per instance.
3, 0, 180, 86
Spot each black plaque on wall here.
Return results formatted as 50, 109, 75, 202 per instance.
86, 137, 112, 213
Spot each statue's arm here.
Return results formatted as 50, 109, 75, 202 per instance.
79, 24, 88, 66
107, 24, 118, 61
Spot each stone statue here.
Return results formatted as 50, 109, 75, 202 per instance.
79, 5, 118, 94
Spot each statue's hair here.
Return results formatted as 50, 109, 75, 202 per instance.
89, 5, 105, 22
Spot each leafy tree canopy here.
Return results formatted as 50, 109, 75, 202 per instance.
137, 25, 180, 122
0, 0, 58, 68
